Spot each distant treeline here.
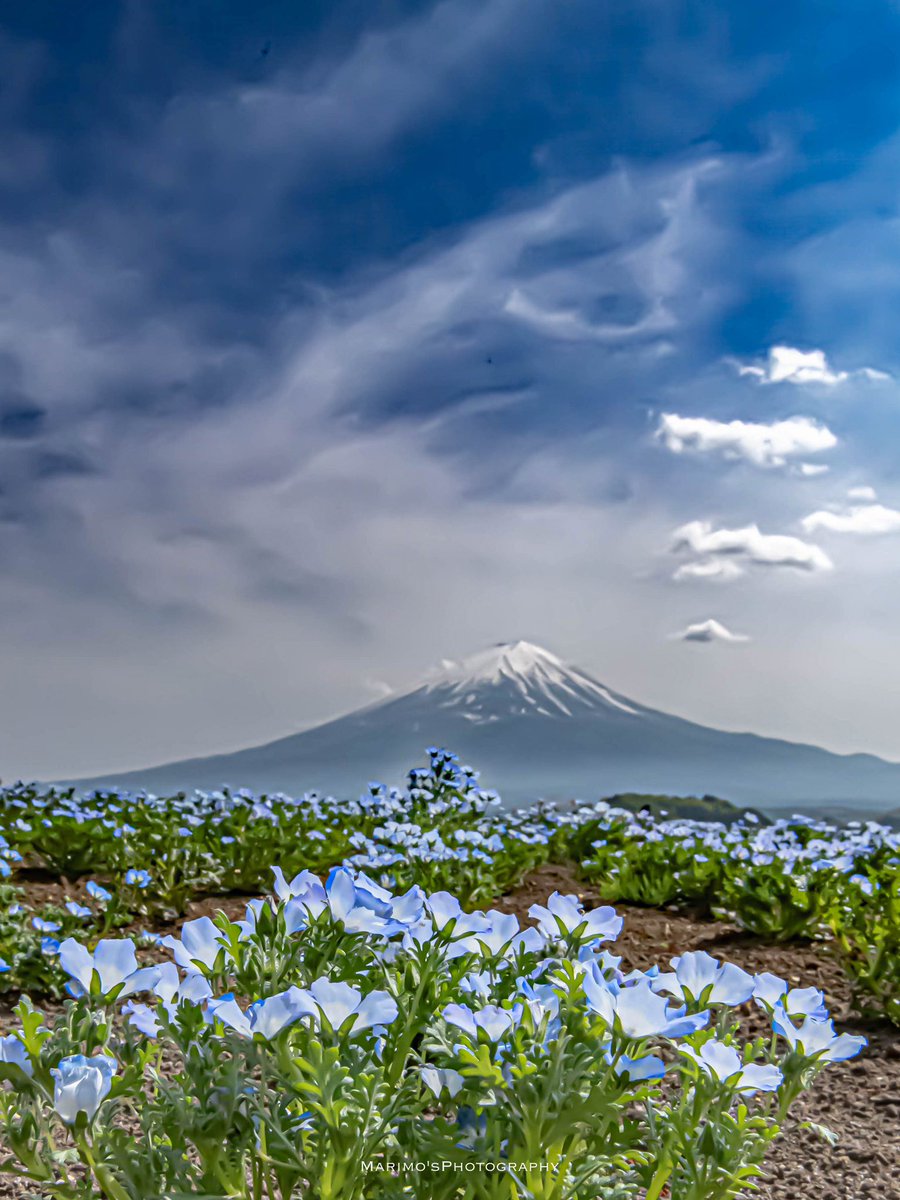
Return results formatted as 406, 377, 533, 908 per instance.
602, 792, 770, 825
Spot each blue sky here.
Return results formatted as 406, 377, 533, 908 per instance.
4, 0, 900, 779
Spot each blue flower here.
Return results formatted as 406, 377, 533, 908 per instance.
31, 917, 61, 933
51, 1054, 117, 1124
0, 1034, 31, 1075
608, 1052, 667, 1082
443, 1002, 522, 1042
583, 974, 709, 1040
753, 973, 828, 1020
124, 869, 152, 889
85, 881, 112, 905
684, 1039, 782, 1094
161, 917, 231, 975
421, 1066, 465, 1098
123, 962, 212, 1037
58, 937, 158, 999
654, 951, 755, 1007
208, 986, 315, 1040
65, 901, 92, 920
772, 1008, 867, 1062
289, 977, 398, 1037
528, 892, 623, 945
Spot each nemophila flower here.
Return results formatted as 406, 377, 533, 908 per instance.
271, 866, 323, 903
584, 974, 709, 1040
234, 898, 267, 939
0, 958, 9, 975
124, 869, 152, 888
772, 1008, 867, 1062
848, 873, 876, 896
752, 973, 828, 1020
209, 987, 331, 1041
32, 916, 62, 936
51, 1054, 117, 1124
65, 900, 92, 919
517, 979, 562, 1022
421, 1066, 465, 1099
608, 1052, 667, 1082
59, 937, 159, 1000
0, 1034, 31, 1075
161, 917, 231, 975
324, 868, 407, 936
443, 1002, 523, 1042
292, 978, 399, 1037
653, 951, 755, 1007
123, 963, 212, 1036
456, 910, 545, 958
384, 883, 426, 925
459, 970, 494, 1000
425, 892, 490, 936
85, 881, 112, 905
41, 937, 61, 956
456, 1106, 488, 1149
31, 916, 61, 933
528, 892, 623, 945
684, 1040, 783, 1094
282, 868, 405, 937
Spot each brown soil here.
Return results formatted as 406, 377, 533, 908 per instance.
1, 863, 897, 1199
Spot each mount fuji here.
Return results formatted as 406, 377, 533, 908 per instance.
66, 641, 900, 809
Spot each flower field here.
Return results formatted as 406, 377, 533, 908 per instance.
0, 749, 897, 1199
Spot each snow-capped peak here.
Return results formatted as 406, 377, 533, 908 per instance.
419, 641, 640, 719
428, 641, 564, 687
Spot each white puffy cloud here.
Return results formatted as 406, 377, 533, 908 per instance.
656, 412, 836, 469
672, 559, 746, 583
672, 520, 833, 573
847, 485, 877, 501
798, 462, 830, 477
671, 618, 750, 643
733, 345, 890, 386
801, 503, 900, 536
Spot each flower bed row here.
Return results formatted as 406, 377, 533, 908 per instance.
0, 749, 897, 1022
0, 864, 865, 1200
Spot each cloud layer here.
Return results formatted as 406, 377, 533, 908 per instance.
3, 2, 900, 775
802, 503, 900, 535
672, 618, 750, 644
733, 346, 890, 387
656, 413, 836, 469
671, 521, 833, 574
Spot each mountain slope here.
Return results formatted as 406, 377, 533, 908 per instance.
65, 641, 900, 809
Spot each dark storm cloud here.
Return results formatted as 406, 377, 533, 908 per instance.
0, 400, 45, 439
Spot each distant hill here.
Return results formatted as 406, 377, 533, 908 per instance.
65, 641, 900, 811
601, 793, 769, 824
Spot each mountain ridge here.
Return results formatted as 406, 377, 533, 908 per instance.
60, 641, 900, 809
